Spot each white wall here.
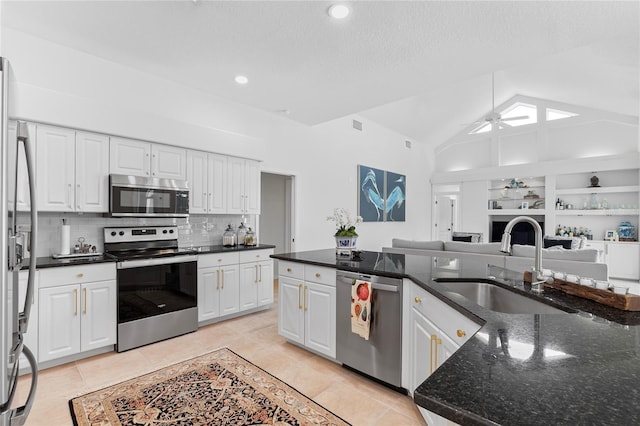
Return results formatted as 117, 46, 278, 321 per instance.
3, 29, 433, 252
260, 173, 287, 254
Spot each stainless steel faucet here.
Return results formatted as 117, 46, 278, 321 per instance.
500, 216, 549, 293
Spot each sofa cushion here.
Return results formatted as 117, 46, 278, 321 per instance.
543, 235, 585, 249
444, 241, 504, 255
544, 238, 572, 249
511, 244, 598, 262
392, 239, 444, 251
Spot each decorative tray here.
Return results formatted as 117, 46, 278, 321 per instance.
52, 252, 103, 259
524, 270, 640, 311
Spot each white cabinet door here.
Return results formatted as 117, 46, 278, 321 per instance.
8, 121, 37, 212
39, 285, 81, 362
81, 280, 116, 352
278, 276, 304, 345
208, 154, 228, 213
244, 159, 261, 214
219, 265, 240, 316
75, 131, 110, 213
410, 307, 434, 394
198, 267, 220, 322
239, 262, 259, 311
227, 157, 246, 214
186, 150, 208, 214
304, 281, 336, 358
257, 260, 274, 306
151, 144, 186, 180
36, 125, 75, 212
227, 157, 261, 214
607, 243, 640, 280
110, 137, 151, 177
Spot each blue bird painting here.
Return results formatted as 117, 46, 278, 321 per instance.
358, 165, 406, 222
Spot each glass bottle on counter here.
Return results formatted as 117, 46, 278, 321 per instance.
245, 227, 256, 246
223, 224, 237, 247
236, 222, 247, 246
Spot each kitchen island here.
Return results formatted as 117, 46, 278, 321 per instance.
272, 249, 640, 425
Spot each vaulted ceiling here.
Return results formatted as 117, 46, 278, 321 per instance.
2, 1, 638, 149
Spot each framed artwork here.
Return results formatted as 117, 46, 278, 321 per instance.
385, 170, 406, 221
358, 165, 384, 222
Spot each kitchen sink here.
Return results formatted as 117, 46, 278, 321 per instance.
443, 282, 568, 315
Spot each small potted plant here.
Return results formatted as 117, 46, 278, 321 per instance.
327, 208, 363, 256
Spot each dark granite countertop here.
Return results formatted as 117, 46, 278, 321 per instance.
272, 249, 640, 425
22, 244, 276, 270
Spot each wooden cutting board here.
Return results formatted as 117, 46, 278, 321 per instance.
524, 270, 640, 311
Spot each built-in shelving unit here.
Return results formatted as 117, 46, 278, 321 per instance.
488, 177, 545, 211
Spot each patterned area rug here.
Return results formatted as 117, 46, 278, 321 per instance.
69, 347, 350, 426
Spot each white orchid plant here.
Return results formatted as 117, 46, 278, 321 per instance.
327, 208, 363, 237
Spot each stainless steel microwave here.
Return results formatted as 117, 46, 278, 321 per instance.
109, 174, 189, 217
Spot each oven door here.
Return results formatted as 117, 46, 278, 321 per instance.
110, 178, 189, 218
116, 256, 197, 324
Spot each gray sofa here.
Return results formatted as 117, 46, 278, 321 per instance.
383, 238, 608, 280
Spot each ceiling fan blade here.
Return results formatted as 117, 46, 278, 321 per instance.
499, 121, 513, 127
501, 115, 529, 122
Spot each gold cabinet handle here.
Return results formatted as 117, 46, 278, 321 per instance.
315, 273, 320, 278
255, 265, 259, 283
435, 337, 442, 368
304, 285, 308, 311
430, 335, 436, 374
83, 288, 87, 314
221, 269, 225, 289
259, 264, 262, 282
78, 273, 84, 278
457, 329, 466, 338
74, 289, 78, 316
287, 268, 292, 272
414, 297, 422, 303
216, 269, 220, 290
298, 283, 303, 309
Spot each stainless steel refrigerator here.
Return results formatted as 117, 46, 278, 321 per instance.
0, 57, 38, 426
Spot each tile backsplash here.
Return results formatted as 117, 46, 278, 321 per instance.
18, 212, 256, 258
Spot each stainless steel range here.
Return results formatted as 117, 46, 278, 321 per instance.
104, 225, 197, 352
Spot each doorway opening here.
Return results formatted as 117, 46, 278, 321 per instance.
260, 172, 295, 255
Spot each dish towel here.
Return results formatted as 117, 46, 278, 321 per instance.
351, 279, 372, 340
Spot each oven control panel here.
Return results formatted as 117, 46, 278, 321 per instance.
104, 225, 178, 243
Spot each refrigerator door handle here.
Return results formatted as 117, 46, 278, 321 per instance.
7, 345, 37, 426
16, 121, 37, 335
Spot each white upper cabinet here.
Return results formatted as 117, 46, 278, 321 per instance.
8, 121, 37, 212
37, 125, 109, 213
208, 154, 228, 214
228, 157, 261, 214
75, 131, 110, 212
186, 151, 228, 214
151, 144, 187, 180
186, 150, 208, 214
110, 137, 186, 180
109, 137, 151, 177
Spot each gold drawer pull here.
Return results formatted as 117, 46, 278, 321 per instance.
287, 268, 292, 272
414, 297, 422, 303
78, 273, 84, 278
457, 329, 466, 338
315, 273, 320, 278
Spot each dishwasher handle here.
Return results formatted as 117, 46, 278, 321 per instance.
371, 283, 399, 293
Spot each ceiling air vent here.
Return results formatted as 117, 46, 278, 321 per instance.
405, 140, 412, 149
352, 120, 363, 131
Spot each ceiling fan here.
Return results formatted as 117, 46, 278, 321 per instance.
472, 73, 529, 130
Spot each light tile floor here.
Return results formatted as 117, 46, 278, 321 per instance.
15, 290, 426, 426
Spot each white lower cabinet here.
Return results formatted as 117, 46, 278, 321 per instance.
197, 253, 240, 322
239, 249, 274, 311
606, 242, 640, 280
278, 261, 336, 358
409, 281, 481, 425
38, 264, 116, 363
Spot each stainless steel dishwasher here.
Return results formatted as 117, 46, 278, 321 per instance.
336, 272, 403, 390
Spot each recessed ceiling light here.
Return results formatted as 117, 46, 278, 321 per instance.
234, 75, 249, 85
328, 4, 350, 19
